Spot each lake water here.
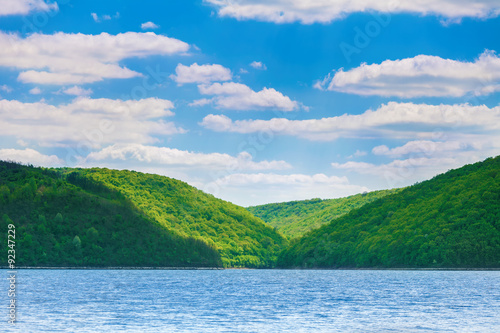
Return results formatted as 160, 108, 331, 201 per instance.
1, 269, 499, 332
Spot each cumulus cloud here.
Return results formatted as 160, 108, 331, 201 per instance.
0, 31, 189, 85
205, 0, 500, 24
85, 144, 291, 171
0, 148, 63, 166
201, 102, 500, 141
250, 61, 267, 70
347, 149, 367, 159
0, 0, 58, 16
62, 86, 93, 96
0, 85, 12, 93
372, 140, 469, 157
141, 21, 159, 30
316, 51, 500, 97
91, 12, 119, 23
170, 63, 232, 85
29, 87, 41, 94
194, 82, 300, 111
0, 97, 183, 147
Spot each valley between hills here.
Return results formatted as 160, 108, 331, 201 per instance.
1, 156, 499, 269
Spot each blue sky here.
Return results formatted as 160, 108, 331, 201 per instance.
0, 0, 499, 206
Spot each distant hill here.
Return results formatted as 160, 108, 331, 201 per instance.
0, 161, 221, 268
278, 156, 500, 268
66, 168, 288, 268
248, 189, 401, 239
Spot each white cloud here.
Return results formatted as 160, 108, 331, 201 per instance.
29, 87, 41, 94
170, 63, 232, 85
331, 154, 487, 189
200, 102, 500, 141
372, 140, 468, 157
85, 144, 291, 171
347, 149, 367, 159
332, 157, 456, 180
0, 97, 183, 147
188, 98, 213, 107
0, 85, 12, 93
63, 86, 93, 96
195, 82, 300, 111
317, 51, 500, 97
17, 139, 29, 147
250, 61, 267, 70
141, 21, 160, 30
0, 31, 189, 85
0, 0, 58, 16
215, 173, 349, 186
0, 148, 63, 166
205, 0, 500, 24
206, 172, 369, 206
91, 12, 119, 23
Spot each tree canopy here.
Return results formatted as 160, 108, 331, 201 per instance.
63, 168, 288, 268
278, 156, 500, 268
0, 161, 221, 268
248, 189, 401, 239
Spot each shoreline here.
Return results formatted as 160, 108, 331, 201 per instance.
1, 266, 499, 271
0, 266, 224, 270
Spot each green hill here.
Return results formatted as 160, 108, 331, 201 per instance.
0, 161, 221, 268
247, 189, 401, 239
65, 168, 288, 268
278, 156, 500, 268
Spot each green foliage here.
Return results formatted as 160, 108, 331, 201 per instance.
248, 189, 401, 238
64, 168, 288, 268
278, 156, 500, 268
0, 160, 222, 268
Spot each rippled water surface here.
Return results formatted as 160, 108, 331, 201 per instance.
1, 269, 499, 332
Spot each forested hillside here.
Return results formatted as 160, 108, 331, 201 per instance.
0, 161, 221, 267
248, 189, 401, 238
278, 156, 500, 268
67, 168, 288, 268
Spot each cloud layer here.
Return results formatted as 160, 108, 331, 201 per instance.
372, 140, 468, 157
86, 144, 291, 171
201, 102, 500, 141
0, 31, 189, 85
316, 51, 500, 97
0, 148, 63, 166
206, 172, 369, 206
206, 0, 500, 24
330, 154, 486, 189
0, 97, 182, 147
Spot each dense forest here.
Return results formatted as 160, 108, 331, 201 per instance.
248, 189, 401, 239
278, 156, 500, 268
63, 168, 288, 268
2, 155, 499, 269
0, 161, 221, 267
